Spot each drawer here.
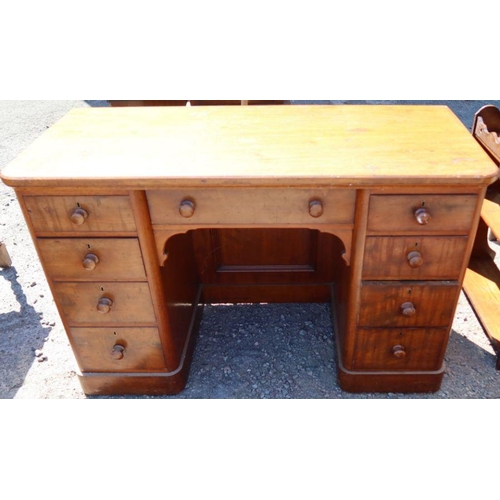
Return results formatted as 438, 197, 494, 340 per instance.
368, 195, 478, 233
359, 282, 460, 328
363, 236, 468, 280
71, 327, 166, 372
352, 328, 449, 371
24, 196, 136, 233
37, 238, 146, 281
53, 282, 156, 326
146, 188, 356, 226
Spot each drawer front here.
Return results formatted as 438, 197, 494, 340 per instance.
54, 282, 156, 326
147, 188, 356, 226
352, 328, 449, 371
368, 194, 477, 233
24, 196, 137, 233
359, 282, 460, 328
363, 236, 468, 280
37, 238, 146, 281
71, 327, 166, 372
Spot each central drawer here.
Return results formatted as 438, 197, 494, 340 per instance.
146, 188, 356, 226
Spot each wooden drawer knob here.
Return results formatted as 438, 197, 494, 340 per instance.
82, 253, 99, 271
407, 251, 423, 268
415, 208, 431, 225
179, 200, 196, 218
97, 297, 113, 314
111, 344, 125, 361
401, 302, 416, 317
70, 207, 88, 226
309, 200, 324, 218
392, 345, 407, 359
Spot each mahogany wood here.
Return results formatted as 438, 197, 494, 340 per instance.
36, 238, 146, 281
192, 230, 337, 284
75, 286, 204, 396
358, 282, 461, 328
53, 282, 156, 326
352, 328, 450, 371
192, 230, 348, 304
78, 370, 190, 396
24, 196, 137, 233
161, 231, 202, 359
1, 105, 497, 396
368, 194, 478, 234
3, 106, 496, 190
362, 236, 469, 280
201, 284, 333, 304
147, 186, 355, 300
146, 188, 356, 226
129, 191, 182, 370
337, 365, 445, 394
71, 327, 166, 372
341, 190, 371, 369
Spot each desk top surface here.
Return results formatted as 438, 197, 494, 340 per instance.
1, 105, 497, 189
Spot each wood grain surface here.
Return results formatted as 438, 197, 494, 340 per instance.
2, 106, 497, 188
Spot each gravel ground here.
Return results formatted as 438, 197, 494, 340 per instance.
1, 99, 499, 399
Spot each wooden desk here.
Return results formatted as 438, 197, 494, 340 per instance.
1, 105, 497, 396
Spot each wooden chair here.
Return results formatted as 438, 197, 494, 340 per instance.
463, 105, 500, 368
